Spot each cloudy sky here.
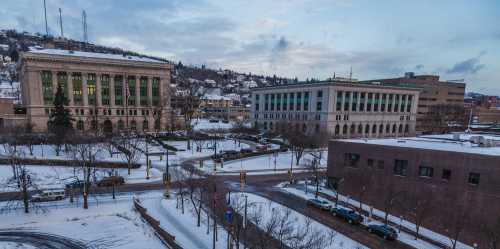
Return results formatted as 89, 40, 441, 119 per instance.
1, 0, 499, 94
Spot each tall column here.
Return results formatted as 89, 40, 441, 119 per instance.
392, 94, 397, 112
82, 72, 89, 107
348, 91, 353, 112
356, 92, 361, 112
377, 93, 382, 112
96, 73, 102, 107
135, 76, 141, 107
340, 91, 346, 113
110, 74, 116, 108
67, 71, 74, 106
147, 76, 152, 107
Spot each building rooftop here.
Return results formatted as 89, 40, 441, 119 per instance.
251, 78, 422, 91
27, 47, 168, 64
339, 133, 500, 156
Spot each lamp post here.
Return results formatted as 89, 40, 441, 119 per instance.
164, 147, 170, 198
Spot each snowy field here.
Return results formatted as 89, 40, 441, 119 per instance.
200, 151, 327, 175
281, 183, 473, 249
141, 193, 240, 249
0, 191, 167, 249
231, 192, 368, 249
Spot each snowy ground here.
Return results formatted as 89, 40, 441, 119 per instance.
281, 182, 473, 249
141, 192, 240, 249
0, 191, 166, 249
0, 242, 36, 249
230, 192, 368, 249
200, 151, 327, 175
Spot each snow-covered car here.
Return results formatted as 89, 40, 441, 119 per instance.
367, 224, 398, 240
31, 189, 66, 202
306, 198, 331, 210
331, 207, 364, 224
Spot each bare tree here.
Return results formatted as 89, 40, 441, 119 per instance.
69, 134, 101, 209
406, 188, 434, 240
480, 215, 500, 249
382, 184, 405, 225
118, 134, 141, 175
441, 201, 469, 249
186, 166, 204, 226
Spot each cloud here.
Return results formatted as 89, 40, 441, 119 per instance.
446, 52, 486, 75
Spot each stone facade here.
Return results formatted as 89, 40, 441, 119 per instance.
251, 79, 420, 138
19, 49, 172, 133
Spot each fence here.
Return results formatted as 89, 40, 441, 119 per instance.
133, 198, 183, 249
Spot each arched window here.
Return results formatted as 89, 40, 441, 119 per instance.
365, 124, 370, 134
131, 120, 137, 131
117, 120, 125, 130
342, 124, 348, 135
103, 119, 113, 134
154, 118, 161, 130
357, 124, 363, 134
302, 123, 307, 133
379, 124, 383, 134
335, 124, 340, 135
76, 120, 84, 130
372, 124, 377, 134
405, 124, 409, 133
398, 124, 403, 134
385, 124, 390, 134
350, 124, 355, 134
143, 120, 149, 131
392, 124, 397, 134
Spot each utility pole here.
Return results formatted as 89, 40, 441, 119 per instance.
58, 8, 64, 37
146, 138, 150, 180
43, 0, 48, 36
212, 183, 217, 249
164, 146, 170, 198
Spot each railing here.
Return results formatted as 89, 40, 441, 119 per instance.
133, 197, 183, 249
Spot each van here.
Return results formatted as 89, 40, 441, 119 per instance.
31, 189, 66, 202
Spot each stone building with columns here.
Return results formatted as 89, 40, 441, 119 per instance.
19, 48, 172, 133
251, 78, 421, 138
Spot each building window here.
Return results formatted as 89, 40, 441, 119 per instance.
276, 93, 281, 111
101, 74, 110, 106
296, 92, 302, 111
282, 93, 287, 111
57, 72, 68, 97
442, 169, 451, 181
87, 73, 96, 105
316, 101, 322, 111
407, 95, 412, 112
344, 92, 350, 111
127, 76, 136, 106
344, 153, 360, 167
264, 94, 269, 111
41, 71, 53, 104
359, 93, 365, 111
270, 94, 275, 111
377, 160, 385, 170
317, 90, 323, 98
115, 75, 124, 106
72, 73, 83, 105
351, 92, 358, 111
367, 159, 374, 167
336, 91, 342, 111
393, 159, 408, 176
289, 93, 294, 111
140, 77, 148, 106
152, 77, 160, 106
367, 93, 372, 111
468, 172, 480, 185
374, 93, 379, 112
419, 166, 434, 178
303, 92, 309, 111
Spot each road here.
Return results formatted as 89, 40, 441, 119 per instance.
0, 229, 89, 249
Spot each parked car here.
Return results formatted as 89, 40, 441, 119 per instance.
240, 148, 253, 154
31, 189, 66, 202
256, 145, 268, 152
209, 119, 219, 123
306, 198, 332, 210
367, 224, 398, 240
65, 179, 85, 189
222, 119, 229, 123
97, 176, 125, 187
331, 207, 364, 224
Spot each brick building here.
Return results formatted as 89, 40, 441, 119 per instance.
362, 73, 466, 133
19, 48, 172, 133
327, 134, 500, 246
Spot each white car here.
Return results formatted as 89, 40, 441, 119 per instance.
31, 189, 66, 202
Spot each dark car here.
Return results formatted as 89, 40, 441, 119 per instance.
331, 207, 364, 224
209, 119, 219, 123
97, 176, 125, 187
65, 179, 84, 189
240, 148, 253, 154
306, 198, 332, 210
367, 224, 398, 240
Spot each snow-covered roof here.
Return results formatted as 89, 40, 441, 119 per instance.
202, 94, 232, 101
27, 47, 167, 64
339, 133, 500, 156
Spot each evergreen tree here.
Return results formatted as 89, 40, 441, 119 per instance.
48, 83, 74, 136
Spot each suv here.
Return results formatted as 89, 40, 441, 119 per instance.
331, 207, 364, 224
31, 189, 66, 202
367, 224, 398, 240
306, 198, 332, 211
97, 176, 125, 187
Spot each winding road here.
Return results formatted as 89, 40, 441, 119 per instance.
0, 230, 89, 249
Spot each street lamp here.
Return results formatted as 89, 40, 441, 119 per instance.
164, 147, 170, 198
